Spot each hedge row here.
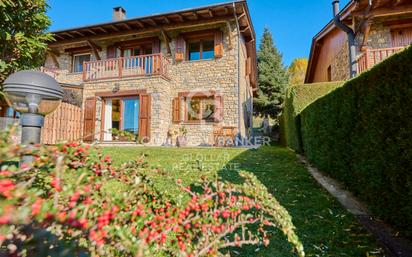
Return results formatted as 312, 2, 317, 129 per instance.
300, 46, 412, 237
280, 82, 343, 151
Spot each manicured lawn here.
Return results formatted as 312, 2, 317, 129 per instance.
102, 145, 383, 256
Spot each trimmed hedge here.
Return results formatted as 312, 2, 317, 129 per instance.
300, 46, 412, 237
280, 82, 343, 151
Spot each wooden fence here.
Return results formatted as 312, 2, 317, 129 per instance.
42, 102, 82, 144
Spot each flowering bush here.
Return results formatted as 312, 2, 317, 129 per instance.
0, 127, 304, 256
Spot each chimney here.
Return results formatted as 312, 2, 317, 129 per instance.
332, 0, 340, 17
113, 7, 126, 21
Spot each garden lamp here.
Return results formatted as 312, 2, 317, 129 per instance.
3, 71, 63, 164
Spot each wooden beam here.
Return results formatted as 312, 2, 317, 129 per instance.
164, 17, 171, 24
237, 12, 246, 21
361, 20, 372, 50
208, 9, 214, 18
144, 19, 157, 26
109, 25, 119, 32
176, 14, 185, 22
50, 17, 234, 46
353, 4, 412, 17
97, 27, 107, 33
192, 12, 199, 20
49, 51, 60, 68
161, 29, 171, 54
123, 23, 132, 30
86, 29, 97, 35
240, 26, 250, 33
87, 40, 101, 60
224, 7, 229, 15
63, 32, 75, 38
72, 31, 85, 37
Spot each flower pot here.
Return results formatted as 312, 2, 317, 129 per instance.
176, 136, 187, 147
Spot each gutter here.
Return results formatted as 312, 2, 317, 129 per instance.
233, 2, 242, 142
332, 0, 357, 78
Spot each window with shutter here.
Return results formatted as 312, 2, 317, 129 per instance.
175, 35, 185, 62
172, 97, 181, 123
214, 30, 224, 58
177, 92, 223, 123
138, 94, 151, 141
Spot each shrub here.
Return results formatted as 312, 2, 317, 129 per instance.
300, 46, 412, 238
0, 128, 304, 256
281, 82, 343, 151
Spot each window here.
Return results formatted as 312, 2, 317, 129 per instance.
72, 53, 91, 73
327, 65, 332, 82
186, 97, 215, 122
188, 39, 215, 61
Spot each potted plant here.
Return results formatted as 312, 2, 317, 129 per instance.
176, 126, 188, 147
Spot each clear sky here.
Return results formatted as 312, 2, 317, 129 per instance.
47, 0, 350, 65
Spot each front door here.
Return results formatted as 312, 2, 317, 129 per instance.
103, 97, 139, 141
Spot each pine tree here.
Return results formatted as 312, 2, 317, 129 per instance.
254, 27, 289, 120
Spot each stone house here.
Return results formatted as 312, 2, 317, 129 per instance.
38, 1, 257, 146
305, 0, 412, 83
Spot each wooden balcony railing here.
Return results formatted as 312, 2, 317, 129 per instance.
83, 53, 169, 82
357, 46, 405, 74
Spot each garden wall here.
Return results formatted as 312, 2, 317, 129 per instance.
280, 82, 343, 151
300, 47, 412, 237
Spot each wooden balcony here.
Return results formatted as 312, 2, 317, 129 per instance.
82, 53, 169, 82
357, 46, 405, 74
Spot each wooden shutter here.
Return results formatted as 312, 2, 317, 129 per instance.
246, 57, 252, 76
152, 38, 161, 73
107, 46, 117, 59
83, 97, 96, 142
214, 30, 224, 58
139, 94, 151, 141
172, 97, 181, 123
175, 35, 185, 62
214, 95, 223, 122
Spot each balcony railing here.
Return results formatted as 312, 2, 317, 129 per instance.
83, 53, 169, 82
357, 46, 405, 74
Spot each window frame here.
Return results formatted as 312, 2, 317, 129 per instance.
72, 53, 91, 73
184, 96, 216, 124
186, 37, 215, 61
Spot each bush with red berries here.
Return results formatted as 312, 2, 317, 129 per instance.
0, 127, 304, 256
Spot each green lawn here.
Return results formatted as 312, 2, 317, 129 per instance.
102, 145, 383, 257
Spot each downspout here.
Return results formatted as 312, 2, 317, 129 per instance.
332, 0, 357, 78
233, 2, 242, 142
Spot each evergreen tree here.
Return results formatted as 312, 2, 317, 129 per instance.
0, 0, 53, 85
254, 27, 289, 120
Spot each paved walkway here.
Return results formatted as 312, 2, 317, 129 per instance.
298, 155, 412, 257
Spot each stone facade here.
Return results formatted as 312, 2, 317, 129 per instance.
44, 21, 254, 146
330, 20, 394, 81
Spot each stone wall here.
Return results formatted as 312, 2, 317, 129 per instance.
331, 43, 349, 81
331, 20, 393, 81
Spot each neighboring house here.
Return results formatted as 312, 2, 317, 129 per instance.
38, 0, 256, 146
305, 0, 412, 83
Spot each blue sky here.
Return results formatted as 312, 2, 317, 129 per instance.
47, 0, 350, 65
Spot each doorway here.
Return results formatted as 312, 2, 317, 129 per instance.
103, 97, 140, 141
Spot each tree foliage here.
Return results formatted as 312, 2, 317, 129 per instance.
0, 0, 53, 85
254, 27, 289, 119
288, 58, 308, 85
